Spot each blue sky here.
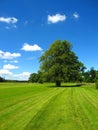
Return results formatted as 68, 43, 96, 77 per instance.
0, 0, 98, 80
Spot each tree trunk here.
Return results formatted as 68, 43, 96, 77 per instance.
56, 81, 61, 87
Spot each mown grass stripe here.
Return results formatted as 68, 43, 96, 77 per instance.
72, 87, 95, 130
24, 88, 67, 130
75, 87, 98, 130
0, 87, 55, 111
81, 87, 98, 109
0, 83, 98, 130
11, 89, 64, 130
0, 87, 63, 130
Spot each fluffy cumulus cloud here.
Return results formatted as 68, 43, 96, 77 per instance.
48, 13, 66, 24
73, 12, 79, 19
3, 64, 19, 70
13, 72, 31, 80
0, 17, 18, 24
0, 50, 21, 60
0, 63, 30, 80
0, 64, 19, 78
0, 70, 31, 81
21, 43, 43, 51
0, 69, 12, 75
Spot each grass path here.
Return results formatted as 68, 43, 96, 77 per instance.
0, 83, 98, 130
0, 83, 63, 130
24, 86, 98, 130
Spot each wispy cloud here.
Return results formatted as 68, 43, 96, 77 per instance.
73, 12, 79, 19
10, 60, 18, 63
48, 13, 66, 24
24, 20, 28, 25
0, 17, 18, 24
21, 43, 43, 51
3, 64, 19, 70
3, 60, 18, 63
0, 16, 18, 29
5, 25, 17, 29
5, 26, 10, 30
0, 50, 21, 60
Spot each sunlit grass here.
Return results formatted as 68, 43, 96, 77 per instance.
0, 83, 98, 130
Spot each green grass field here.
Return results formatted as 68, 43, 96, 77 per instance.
0, 83, 98, 130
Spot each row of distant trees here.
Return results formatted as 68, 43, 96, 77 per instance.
0, 77, 27, 83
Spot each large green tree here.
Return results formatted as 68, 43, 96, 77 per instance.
39, 40, 85, 86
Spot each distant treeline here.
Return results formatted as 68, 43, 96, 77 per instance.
0, 77, 28, 83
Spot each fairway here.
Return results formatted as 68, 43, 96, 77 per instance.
0, 83, 98, 130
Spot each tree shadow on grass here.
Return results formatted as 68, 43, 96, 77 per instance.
49, 83, 85, 88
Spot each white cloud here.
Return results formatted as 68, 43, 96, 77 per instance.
0, 50, 21, 60
3, 60, 18, 63
0, 69, 12, 75
0, 50, 3, 54
0, 69, 31, 81
10, 60, 18, 63
48, 14, 66, 24
8, 72, 30, 81
3, 64, 19, 70
0, 17, 18, 24
14, 72, 31, 80
21, 43, 43, 51
73, 12, 79, 19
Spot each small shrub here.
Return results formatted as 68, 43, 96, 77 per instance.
95, 72, 98, 89
95, 81, 98, 89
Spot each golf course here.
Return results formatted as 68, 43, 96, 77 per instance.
0, 83, 98, 130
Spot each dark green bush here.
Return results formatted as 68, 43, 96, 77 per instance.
95, 81, 98, 89
95, 72, 98, 89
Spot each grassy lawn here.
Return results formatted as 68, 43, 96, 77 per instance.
0, 83, 98, 130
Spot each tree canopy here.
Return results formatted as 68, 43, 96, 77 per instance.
28, 71, 43, 83
39, 40, 85, 86
0, 76, 5, 82
83, 67, 96, 83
